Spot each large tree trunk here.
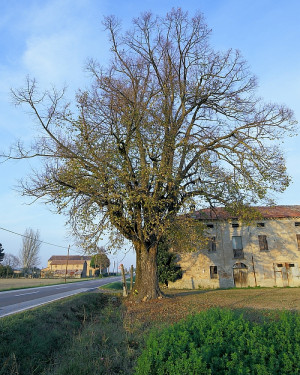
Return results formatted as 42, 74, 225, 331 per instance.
133, 241, 163, 301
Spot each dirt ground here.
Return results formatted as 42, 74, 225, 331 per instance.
124, 287, 300, 329
0, 277, 93, 291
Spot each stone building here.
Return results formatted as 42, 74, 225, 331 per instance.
169, 205, 300, 289
41, 255, 96, 278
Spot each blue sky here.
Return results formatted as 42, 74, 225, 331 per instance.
0, 0, 299, 268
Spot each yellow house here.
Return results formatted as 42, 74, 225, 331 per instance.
41, 255, 96, 278
169, 205, 300, 289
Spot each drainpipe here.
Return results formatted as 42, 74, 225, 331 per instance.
252, 255, 257, 287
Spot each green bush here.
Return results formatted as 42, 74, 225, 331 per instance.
135, 308, 300, 375
157, 238, 182, 287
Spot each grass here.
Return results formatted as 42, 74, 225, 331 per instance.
100, 278, 133, 291
0, 292, 136, 375
1, 287, 300, 374
45, 296, 138, 375
124, 287, 300, 328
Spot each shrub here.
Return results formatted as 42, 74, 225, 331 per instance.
135, 308, 300, 375
157, 238, 182, 287
0, 265, 13, 277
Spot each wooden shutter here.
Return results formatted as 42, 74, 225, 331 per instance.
208, 237, 216, 252
296, 234, 300, 250
232, 236, 242, 250
258, 235, 268, 251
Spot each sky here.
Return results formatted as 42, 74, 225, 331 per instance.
0, 0, 300, 269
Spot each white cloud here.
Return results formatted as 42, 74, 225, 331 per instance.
20, 0, 108, 89
23, 32, 82, 86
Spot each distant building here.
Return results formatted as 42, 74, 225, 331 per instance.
169, 206, 300, 289
41, 255, 96, 278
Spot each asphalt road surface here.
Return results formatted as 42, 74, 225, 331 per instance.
0, 277, 122, 318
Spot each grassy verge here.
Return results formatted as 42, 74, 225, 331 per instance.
100, 280, 131, 291
0, 292, 139, 375
100, 276, 135, 292
44, 297, 139, 375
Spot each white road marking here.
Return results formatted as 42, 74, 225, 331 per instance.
0, 288, 88, 318
0, 277, 123, 318
14, 291, 39, 297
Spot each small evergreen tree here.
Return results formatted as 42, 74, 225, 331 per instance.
0, 243, 4, 263
157, 239, 182, 287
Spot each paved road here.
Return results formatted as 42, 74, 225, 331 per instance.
0, 277, 122, 318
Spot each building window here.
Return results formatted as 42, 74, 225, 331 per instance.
206, 224, 214, 228
258, 235, 269, 251
295, 222, 300, 227
232, 223, 239, 228
257, 222, 265, 227
232, 236, 244, 258
210, 266, 218, 279
208, 237, 216, 252
296, 234, 300, 250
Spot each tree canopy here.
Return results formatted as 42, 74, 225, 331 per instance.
90, 252, 110, 271
6, 8, 297, 300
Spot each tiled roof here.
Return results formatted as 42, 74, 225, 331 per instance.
192, 205, 300, 220
49, 255, 91, 261
50, 260, 87, 265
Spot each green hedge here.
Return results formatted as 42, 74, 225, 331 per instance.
135, 308, 300, 375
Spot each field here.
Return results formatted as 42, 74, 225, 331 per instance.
125, 287, 300, 327
0, 277, 94, 291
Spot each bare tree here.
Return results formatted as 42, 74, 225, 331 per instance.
2, 253, 20, 269
5, 9, 297, 300
19, 228, 41, 272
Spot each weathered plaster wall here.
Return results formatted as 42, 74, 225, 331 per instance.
169, 218, 300, 289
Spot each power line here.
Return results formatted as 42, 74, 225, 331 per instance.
0, 226, 70, 250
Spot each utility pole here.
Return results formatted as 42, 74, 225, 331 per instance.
251, 255, 257, 287
64, 245, 70, 283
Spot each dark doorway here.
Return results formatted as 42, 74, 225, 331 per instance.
233, 262, 248, 287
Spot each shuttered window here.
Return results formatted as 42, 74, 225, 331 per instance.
208, 237, 216, 252
232, 236, 243, 250
232, 236, 244, 258
258, 235, 269, 251
296, 234, 300, 250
